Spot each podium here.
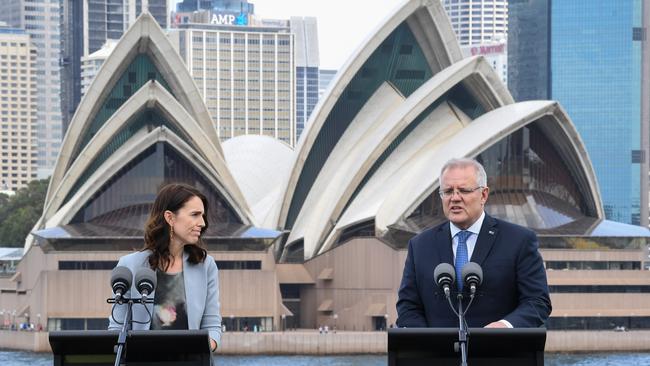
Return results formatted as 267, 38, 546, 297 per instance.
388, 328, 546, 366
49, 330, 212, 366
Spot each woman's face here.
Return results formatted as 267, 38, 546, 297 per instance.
165, 195, 206, 246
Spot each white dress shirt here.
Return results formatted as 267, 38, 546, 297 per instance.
450, 211, 485, 261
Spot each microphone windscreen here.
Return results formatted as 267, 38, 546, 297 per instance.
134, 267, 157, 292
461, 262, 483, 285
434, 263, 456, 283
111, 266, 133, 291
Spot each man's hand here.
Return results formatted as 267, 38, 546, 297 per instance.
484, 321, 508, 328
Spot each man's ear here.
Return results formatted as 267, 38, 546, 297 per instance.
481, 186, 490, 205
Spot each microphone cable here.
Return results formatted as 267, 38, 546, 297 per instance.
110, 301, 154, 325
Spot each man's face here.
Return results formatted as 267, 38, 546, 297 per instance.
440, 165, 489, 229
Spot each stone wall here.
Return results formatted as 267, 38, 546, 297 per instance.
2, 330, 650, 354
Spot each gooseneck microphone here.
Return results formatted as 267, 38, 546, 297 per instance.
434, 263, 456, 297
110, 266, 133, 304
134, 268, 157, 300
461, 262, 483, 296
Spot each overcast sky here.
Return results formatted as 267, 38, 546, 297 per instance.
254, 0, 403, 69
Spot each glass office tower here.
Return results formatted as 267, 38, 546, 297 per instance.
510, 0, 648, 225
551, 0, 644, 225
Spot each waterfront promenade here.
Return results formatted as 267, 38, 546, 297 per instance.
2, 329, 650, 354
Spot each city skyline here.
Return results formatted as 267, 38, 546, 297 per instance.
181, 0, 399, 69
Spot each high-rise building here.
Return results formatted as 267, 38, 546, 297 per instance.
60, 0, 168, 133
291, 16, 319, 140
169, 18, 296, 146
0, 26, 38, 191
461, 41, 507, 84
443, 0, 508, 98
508, 0, 650, 226
442, 0, 508, 46
0, 0, 63, 179
507, 0, 549, 102
318, 69, 336, 99
80, 40, 117, 97
170, 2, 321, 147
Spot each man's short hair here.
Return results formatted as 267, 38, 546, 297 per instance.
440, 158, 487, 187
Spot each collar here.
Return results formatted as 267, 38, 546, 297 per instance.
450, 211, 485, 238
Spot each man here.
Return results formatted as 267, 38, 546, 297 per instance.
396, 158, 551, 328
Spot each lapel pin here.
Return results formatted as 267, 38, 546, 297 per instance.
488, 230, 495, 235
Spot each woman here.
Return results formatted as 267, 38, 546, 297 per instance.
109, 183, 222, 354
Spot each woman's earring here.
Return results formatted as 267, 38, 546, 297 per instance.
170, 225, 174, 241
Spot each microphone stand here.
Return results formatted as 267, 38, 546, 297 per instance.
456, 293, 468, 366
107, 296, 153, 366
114, 298, 133, 366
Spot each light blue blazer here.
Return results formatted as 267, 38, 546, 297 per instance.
108, 249, 222, 348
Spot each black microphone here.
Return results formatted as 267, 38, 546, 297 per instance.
111, 266, 133, 304
434, 263, 456, 297
461, 262, 483, 295
134, 268, 156, 301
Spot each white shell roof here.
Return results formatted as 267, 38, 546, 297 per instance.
223, 135, 294, 228
277, 0, 464, 230
27, 2, 606, 260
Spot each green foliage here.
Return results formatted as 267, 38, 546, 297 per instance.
0, 178, 49, 247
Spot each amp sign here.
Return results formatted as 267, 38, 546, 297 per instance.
211, 12, 249, 26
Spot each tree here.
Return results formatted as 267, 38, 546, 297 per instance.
0, 178, 49, 247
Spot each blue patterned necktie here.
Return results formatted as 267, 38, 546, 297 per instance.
455, 230, 471, 291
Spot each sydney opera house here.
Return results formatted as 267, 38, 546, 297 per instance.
1, 0, 649, 341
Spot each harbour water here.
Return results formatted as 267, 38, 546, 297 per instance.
2, 350, 650, 365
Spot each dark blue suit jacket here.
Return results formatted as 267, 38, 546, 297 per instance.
396, 214, 551, 328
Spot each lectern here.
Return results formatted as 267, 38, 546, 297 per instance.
388, 328, 546, 366
49, 330, 212, 366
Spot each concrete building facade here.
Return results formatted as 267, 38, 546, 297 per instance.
170, 1, 320, 147
170, 21, 296, 147
0, 0, 63, 179
0, 27, 38, 191
442, 0, 508, 46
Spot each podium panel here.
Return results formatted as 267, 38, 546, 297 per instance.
49, 330, 211, 366
388, 328, 546, 366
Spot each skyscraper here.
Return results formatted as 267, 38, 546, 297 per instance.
80, 40, 117, 97
443, 0, 508, 97
0, 0, 63, 178
60, 0, 168, 132
318, 69, 336, 99
442, 0, 508, 46
508, 0, 650, 226
169, 1, 319, 147
0, 26, 38, 191
291, 16, 319, 140
169, 17, 296, 146
507, 0, 549, 102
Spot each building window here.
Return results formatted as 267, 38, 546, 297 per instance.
58, 261, 118, 270
215, 260, 262, 270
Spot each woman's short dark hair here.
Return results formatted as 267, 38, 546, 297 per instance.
143, 183, 208, 271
